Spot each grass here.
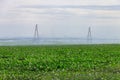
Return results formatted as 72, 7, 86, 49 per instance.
0, 44, 120, 80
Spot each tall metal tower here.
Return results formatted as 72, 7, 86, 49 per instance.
87, 27, 92, 43
34, 24, 39, 41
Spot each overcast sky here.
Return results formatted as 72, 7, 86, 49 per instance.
0, 0, 120, 39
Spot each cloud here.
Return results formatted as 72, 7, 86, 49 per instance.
19, 5, 120, 11
15, 0, 120, 6
0, 0, 120, 39
16, 5, 120, 19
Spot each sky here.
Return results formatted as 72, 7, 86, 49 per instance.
0, 0, 120, 39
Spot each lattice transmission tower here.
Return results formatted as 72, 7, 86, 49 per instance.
87, 27, 92, 43
34, 24, 39, 41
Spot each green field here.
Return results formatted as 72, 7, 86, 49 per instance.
0, 45, 120, 80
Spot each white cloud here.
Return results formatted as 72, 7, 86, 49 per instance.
17, 0, 120, 5
0, 0, 120, 38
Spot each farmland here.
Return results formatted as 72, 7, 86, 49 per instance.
0, 44, 120, 80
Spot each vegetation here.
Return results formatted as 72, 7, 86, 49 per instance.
0, 44, 120, 80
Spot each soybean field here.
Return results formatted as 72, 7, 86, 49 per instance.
0, 45, 120, 80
